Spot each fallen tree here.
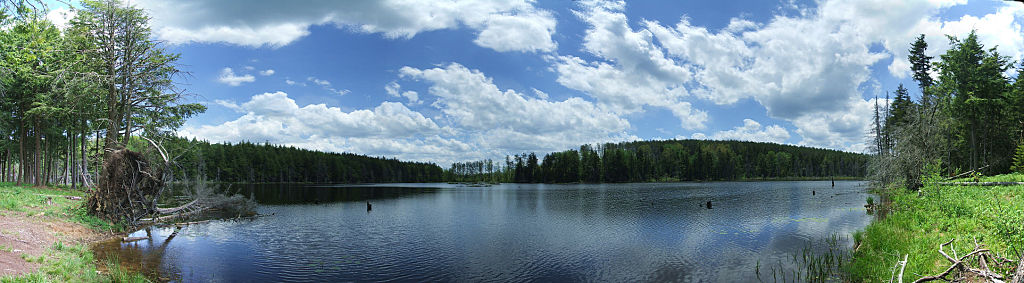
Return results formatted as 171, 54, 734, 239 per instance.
85, 148, 165, 225
85, 138, 255, 227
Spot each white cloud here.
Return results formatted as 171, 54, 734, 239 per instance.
45, 7, 75, 30
306, 77, 349, 95
307, 77, 331, 86
385, 81, 420, 104
181, 91, 441, 142
704, 119, 790, 144
217, 67, 255, 86
135, 0, 558, 52
554, 0, 1023, 151
259, 69, 275, 76
285, 79, 297, 85
399, 62, 634, 154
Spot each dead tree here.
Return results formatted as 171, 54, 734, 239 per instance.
86, 137, 255, 227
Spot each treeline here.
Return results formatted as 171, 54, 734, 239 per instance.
159, 137, 444, 183
871, 31, 1024, 188
0, 1, 203, 188
446, 139, 868, 183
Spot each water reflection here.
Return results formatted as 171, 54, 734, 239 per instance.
95, 181, 872, 282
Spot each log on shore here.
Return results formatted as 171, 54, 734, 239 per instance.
934, 182, 1024, 186
122, 236, 149, 242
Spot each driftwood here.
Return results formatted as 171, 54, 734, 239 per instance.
121, 236, 148, 242
946, 165, 990, 180
907, 238, 1021, 283
935, 182, 1024, 186
155, 199, 198, 215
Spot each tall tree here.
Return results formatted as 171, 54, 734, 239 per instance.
70, 0, 203, 158
908, 34, 934, 92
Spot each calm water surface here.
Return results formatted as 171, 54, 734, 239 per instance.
93, 181, 873, 282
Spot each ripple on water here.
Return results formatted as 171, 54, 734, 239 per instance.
92, 181, 873, 282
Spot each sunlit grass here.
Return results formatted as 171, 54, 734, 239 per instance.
0, 183, 125, 232
0, 183, 145, 282
0, 242, 149, 283
848, 175, 1024, 281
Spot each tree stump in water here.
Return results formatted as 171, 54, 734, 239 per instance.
85, 148, 164, 225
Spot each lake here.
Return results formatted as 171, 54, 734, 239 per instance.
92, 181, 873, 282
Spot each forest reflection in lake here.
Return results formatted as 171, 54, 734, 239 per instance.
93, 181, 873, 282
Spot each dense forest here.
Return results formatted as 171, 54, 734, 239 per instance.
158, 137, 444, 183
0, 0, 205, 189
446, 139, 868, 183
871, 31, 1024, 188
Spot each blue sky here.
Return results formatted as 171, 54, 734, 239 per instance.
46, 0, 1024, 165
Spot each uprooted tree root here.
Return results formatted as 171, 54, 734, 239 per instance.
85, 148, 164, 226
894, 238, 1024, 283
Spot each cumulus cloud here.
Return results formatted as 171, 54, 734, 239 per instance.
399, 62, 634, 153
181, 91, 441, 143
134, 0, 558, 52
259, 69, 275, 76
385, 81, 420, 104
554, 0, 1022, 151
699, 119, 790, 144
217, 67, 255, 86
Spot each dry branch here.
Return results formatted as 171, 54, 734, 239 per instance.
934, 182, 1024, 186
1012, 258, 1024, 283
908, 238, 1020, 283
155, 199, 198, 215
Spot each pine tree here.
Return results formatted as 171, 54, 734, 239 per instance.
1012, 142, 1024, 173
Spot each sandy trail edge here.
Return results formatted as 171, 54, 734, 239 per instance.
0, 210, 111, 277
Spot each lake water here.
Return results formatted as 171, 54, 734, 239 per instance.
92, 181, 873, 282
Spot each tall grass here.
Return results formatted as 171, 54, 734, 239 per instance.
848, 173, 1024, 281
757, 233, 852, 283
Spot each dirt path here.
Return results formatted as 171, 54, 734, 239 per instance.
0, 211, 106, 277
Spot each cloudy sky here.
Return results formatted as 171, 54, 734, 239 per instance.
48, 0, 1024, 165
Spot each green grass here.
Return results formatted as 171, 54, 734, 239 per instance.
0, 242, 148, 283
848, 174, 1024, 282
0, 183, 146, 282
0, 183, 125, 232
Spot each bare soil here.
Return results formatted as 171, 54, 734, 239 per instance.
0, 211, 105, 277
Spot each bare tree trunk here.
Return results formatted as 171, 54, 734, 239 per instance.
17, 120, 24, 186
34, 120, 42, 187
81, 128, 89, 188
71, 132, 76, 190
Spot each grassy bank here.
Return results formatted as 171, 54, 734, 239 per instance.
849, 173, 1024, 282
0, 183, 148, 282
